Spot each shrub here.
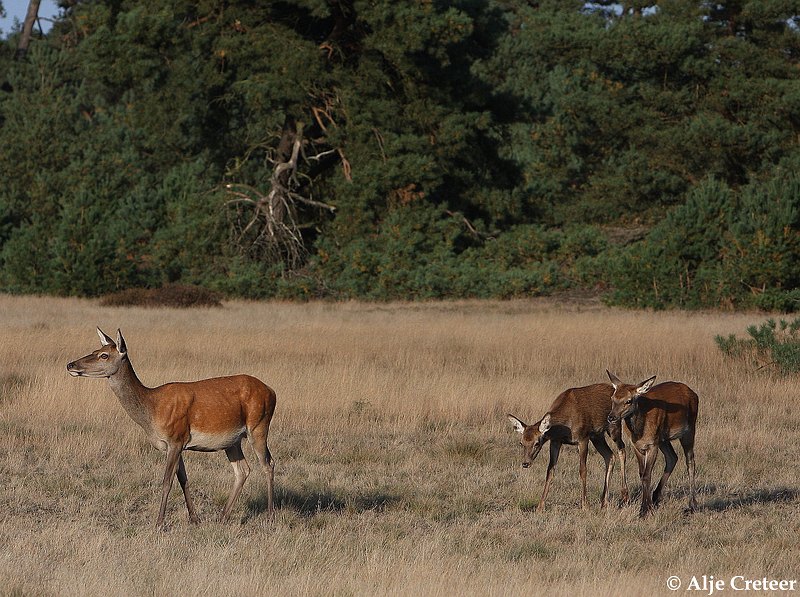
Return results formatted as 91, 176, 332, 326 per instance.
606, 175, 800, 311
715, 318, 800, 375
99, 285, 222, 308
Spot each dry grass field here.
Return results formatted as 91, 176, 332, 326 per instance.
1, 294, 798, 596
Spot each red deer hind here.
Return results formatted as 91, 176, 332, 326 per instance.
606, 370, 698, 517
508, 383, 628, 511
67, 328, 277, 529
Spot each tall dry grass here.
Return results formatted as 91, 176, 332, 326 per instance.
0, 295, 797, 596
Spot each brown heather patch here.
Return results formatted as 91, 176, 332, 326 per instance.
99, 285, 222, 309
0, 294, 798, 596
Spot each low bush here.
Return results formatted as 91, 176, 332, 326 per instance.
715, 318, 800, 375
99, 285, 222, 308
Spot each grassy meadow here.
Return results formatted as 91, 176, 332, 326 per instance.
0, 295, 798, 596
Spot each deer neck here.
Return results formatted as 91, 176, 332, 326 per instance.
624, 407, 646, 440
107, 358, 153, 431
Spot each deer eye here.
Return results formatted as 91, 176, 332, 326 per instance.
625, 398, 633, 405
99, 353, 109, 360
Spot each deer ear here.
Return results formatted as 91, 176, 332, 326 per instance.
606, 370, 621, 390
637, 375, 656, 395
538, 413, 552, 433
116, 329, 127, 355
507, 414, 526, 434
97, 327, 115, 347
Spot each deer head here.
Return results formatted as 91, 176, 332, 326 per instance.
507, 413, 553, 468
606, 370, 656, 423
67, 327, 128, 378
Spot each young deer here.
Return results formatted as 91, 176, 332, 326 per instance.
606, 371, 698, 517
67, 328, 277, 529
507, 383, 628, 511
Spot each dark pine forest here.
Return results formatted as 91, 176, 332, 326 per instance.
1, 1, 799, 309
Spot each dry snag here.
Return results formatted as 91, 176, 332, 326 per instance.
223, 119, 336, 270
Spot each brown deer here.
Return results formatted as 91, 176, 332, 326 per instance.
606, 371, 698, 517
67, 328, 277, 529
507, 383, 628, 511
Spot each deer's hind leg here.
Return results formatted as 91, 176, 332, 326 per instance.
247, 421, 275, 516
590, 435, 614, 509
221, 441, 250, 521
653, 441, 678, 507
680, 435, 697, 512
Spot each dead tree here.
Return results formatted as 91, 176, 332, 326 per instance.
15, 0, 42, 60
224, 117, 337, 270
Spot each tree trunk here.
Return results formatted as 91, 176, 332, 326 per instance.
15, 0, 41, 61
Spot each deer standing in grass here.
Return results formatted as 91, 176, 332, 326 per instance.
605, 371, 698, 517
507, 383, 628, 511
67, 328, 277, 529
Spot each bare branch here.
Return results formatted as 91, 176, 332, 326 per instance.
287, 193, 337, 212
373, 128, 387, 163
339, 149, 352, 181
223, 119, 341, 271
445, 210, 492, 240
306, 148, 340, 162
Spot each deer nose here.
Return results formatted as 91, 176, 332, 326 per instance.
607, 414, 617, 423
67, 362, 75, 370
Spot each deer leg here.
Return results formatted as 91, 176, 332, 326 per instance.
631, 444, 645, 481
680, 436, 697, 512
221, 442, 250, 521
157, 444, 183, 530
638, 444, 658, 517
618, 445, 629, 504
578, 439, 589, 509
263, 446, 275, 516
653, 441, 678, 507
248, 423, 276, 517
176, 454, 199, 524
537, 441, 562, 512
609, 423, 629, 505
591, 435, 614, 509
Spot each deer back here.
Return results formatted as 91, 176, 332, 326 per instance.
545, 383, 614, 441
637, 381, 698, 441
150, 374, 276, 439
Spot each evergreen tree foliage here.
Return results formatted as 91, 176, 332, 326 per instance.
0, 1, 798, 307
716, 317, 800, 375
604, 174, 800, 309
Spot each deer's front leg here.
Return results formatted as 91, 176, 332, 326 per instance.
609, 421, 629, 505
176, 454, 199, 524
578, 439, 590, 509
638, 443, 658, 517
537, 441, 562, 512
157, 444, 183, 530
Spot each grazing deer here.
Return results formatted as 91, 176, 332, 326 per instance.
507, 383, 628, 511
606, 371, 698, 517
67, 328, 277, 529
